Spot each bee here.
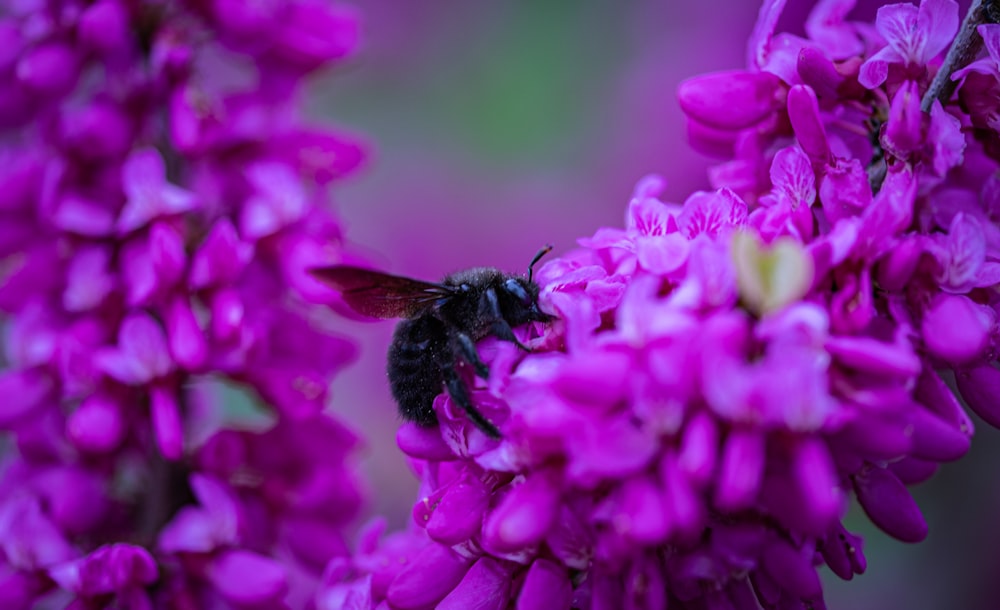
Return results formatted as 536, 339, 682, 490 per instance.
310, 246, 553, 438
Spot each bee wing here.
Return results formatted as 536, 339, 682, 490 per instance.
310, 265, 452, 319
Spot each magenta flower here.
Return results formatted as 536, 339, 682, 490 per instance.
50, 544, 158, 603
158, 473, 291, 607
239, 162, 310, 240
95, 312, 174, 386
116, 149, 197, 234
858, 0, 959, 89
165, 415, 364, 607
750, 145, 817, 240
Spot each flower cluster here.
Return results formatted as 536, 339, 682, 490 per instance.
0, 0, 366, 606
319, 0, 1000, 608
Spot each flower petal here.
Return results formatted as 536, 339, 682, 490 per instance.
955, 364, 1000, 429
165, 296, 208, 371
918, 0, 959, 62
761, 539, 822, 599
678, 71, 783, 130
119, 312, 174, 380
207, 550, 288, 606
437, 557, 512, 610
715, 430, 765, 511
424, 472, 491, 545
854, 465, 927, 543
515, 559, 572, 610
787, 85, 831, 164
921, 294, 994, 364
151, 384, 184, 460
483, 471, 561, 552
883, 80, 922, 156
387, 542, 472, 610
66, 394, 125, 453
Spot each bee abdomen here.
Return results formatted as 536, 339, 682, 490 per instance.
387, 316, 448, 426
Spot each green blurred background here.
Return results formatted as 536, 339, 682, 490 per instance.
310, 1, 1000, 608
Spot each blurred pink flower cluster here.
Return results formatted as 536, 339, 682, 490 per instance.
0, 0, 367, 607
318, 0, 1000, 608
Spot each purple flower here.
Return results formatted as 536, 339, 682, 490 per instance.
95, 312, 174, 386
858, 0, 959, 89
788, 86, 832, 168
805, 0, 865, 60
116, 148, 197, 234
750, 145, 817, 240
0, 496, 76, 571
189, 218, 255, 289
677, 70, 784, 131
16, 41, 80, 95
239, 161, 309, 240
931, 212, 1000, 292
65, 393, 125, 453
50, 544, 158, 601
921, 293, 995, 364
77, 0, 131, 55
883, 80, 923, 157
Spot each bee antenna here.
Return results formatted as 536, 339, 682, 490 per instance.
527, 244, 553, 283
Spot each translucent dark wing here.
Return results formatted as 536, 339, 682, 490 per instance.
310, 265, 452, 319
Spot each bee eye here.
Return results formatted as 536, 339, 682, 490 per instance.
504, 278, 530, 304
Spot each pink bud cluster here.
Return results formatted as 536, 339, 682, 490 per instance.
0, 0, 367, 606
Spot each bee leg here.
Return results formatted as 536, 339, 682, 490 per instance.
485, 288, 531, 351
443, 368, 502, 438
454, 332, 490, 379
491, 320, 531, 351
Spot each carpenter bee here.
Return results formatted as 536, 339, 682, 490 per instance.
310, 246, 553, 438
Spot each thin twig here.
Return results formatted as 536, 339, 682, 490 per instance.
921, 0, 1000, 111
136, 452, 192, 547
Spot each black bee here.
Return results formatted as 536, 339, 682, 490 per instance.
310, 246, 553, 438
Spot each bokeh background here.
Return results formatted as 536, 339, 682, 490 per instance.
309, 1, 1000, 608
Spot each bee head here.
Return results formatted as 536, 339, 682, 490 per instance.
499, 276, 549, 325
